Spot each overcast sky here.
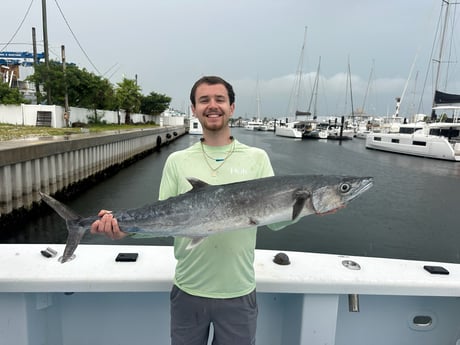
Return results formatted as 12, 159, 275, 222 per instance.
2, 0, 459, 120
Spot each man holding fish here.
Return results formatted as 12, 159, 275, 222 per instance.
92, 75, 277, 345
86, 76, 373, 345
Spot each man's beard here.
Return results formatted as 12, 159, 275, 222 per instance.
202, 115, 229, 131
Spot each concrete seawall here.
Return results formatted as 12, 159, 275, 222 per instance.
0, 126, 185, 217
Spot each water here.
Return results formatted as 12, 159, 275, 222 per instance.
2, 128, 459, 263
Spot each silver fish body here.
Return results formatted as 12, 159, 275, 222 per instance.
40, 174, 373, 263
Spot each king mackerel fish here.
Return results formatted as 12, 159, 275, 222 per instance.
40, 175, 373, 263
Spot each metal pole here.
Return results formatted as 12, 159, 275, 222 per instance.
41, 0, 51, 104
32, 27, 41, 104
348, 294, 360, 312
61, 45, 69, 127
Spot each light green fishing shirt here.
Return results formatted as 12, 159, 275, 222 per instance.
158, 139, 280, 298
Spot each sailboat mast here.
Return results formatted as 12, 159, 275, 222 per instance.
308, 56, 321, 117
348, 58, 355, 120
296, 27, 308, 114
361, 60, 374, 115
432, 0, 451, 107
256, 77, 261, 120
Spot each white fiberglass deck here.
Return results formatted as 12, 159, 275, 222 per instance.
1, 244, 460, 345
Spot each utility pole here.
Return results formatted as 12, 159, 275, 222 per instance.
61, 45, 70, 127
32, 27, 41, 104
41, 0, 51, 104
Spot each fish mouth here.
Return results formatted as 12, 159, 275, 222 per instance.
346, 177, 374, 202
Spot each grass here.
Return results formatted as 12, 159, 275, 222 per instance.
0, 123, 159, 141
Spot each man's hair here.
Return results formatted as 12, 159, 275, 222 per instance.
190, 76, 235, 106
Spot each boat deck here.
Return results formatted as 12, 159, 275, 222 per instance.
1, 244, 460, 344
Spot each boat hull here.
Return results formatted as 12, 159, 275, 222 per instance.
275, 123, 303, 138
365, 132, 460, 161
188, 118, 203, 135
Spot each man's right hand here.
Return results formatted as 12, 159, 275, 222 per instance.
90, 210, 128, 240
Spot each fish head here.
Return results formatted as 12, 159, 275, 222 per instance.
311, 176, 373, 215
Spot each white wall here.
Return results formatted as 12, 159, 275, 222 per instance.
0, 104, 184, 128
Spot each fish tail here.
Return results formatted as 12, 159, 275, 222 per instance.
39, 192, 87, 263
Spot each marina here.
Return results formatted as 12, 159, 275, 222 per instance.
2, 0, 460, 343
1, 128, 460, 345
2, 128, 459, 263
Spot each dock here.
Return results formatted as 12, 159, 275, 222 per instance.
0, 126, 186, 217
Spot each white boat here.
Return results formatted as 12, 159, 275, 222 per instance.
304, 121, 354, 140
245, 120, 265, 131
304, 121, 328, 139
2, 243, 460, 345
188, 117, 203, 135
354, 130, 372, 139
256, 125, 269, 131
365, 0, 460, 161
365, 114, 460, 161
325, 124, 354, 140
308, 128, 328, 139
277, 28, 313, 140
266, 121, 275, 131
354, 121, 375, 139
275, 121, 304, 138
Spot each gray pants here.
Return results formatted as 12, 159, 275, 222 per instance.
170, 285, 258, 345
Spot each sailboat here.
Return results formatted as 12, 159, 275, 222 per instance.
275, 27, 309, 139
327, 57, 355, 140
302, 57, 326, 139
245, 78, 268, 131
366, 0, 460, 161
354, 61, 380, 139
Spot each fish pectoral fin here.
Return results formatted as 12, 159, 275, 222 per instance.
186, 237, 206, 250
292, 191, 310, 220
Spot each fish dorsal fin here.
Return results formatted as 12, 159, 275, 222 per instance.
186, 237, 206, 250
187, 177, 210, 190
292, 190, 310, 220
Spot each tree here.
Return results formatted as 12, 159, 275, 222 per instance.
0, 82, 28, 104
27, 61, 116, 112
27, 61, 171, 124
115, 78, 142, 124
140, 91, 171, 115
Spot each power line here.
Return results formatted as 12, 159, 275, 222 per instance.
53, 0, 101, 75
2, 0, 102, 77
1, 0, 35, 53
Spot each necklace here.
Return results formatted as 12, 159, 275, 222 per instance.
200, 138, 235, 177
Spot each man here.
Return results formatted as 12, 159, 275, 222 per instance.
91, 76, 283, 345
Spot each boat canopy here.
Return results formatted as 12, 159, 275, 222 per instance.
434, 90, 460, 105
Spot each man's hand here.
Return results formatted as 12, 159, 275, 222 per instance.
90, 210, 128, 240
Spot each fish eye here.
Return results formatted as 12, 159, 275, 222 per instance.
339, 183, 352, 193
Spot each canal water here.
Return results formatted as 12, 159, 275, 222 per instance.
2, 128, 460, 263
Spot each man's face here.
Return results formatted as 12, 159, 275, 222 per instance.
191, 83, 235, 132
